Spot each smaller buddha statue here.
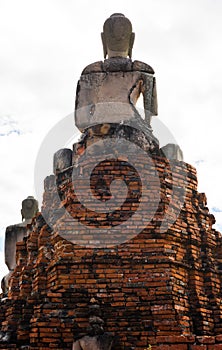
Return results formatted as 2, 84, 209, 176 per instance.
72, 317, 114, 350
21, 195, 39, 222
1, 196, 38, 297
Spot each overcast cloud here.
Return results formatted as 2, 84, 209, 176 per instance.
1, 0, 222, 284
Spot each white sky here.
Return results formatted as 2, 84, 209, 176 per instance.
1, 0, 222, 284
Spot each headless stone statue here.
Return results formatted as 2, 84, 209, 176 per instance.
72, 317, 114, 350
75, 13, 158, 134
1, 196, 38, 296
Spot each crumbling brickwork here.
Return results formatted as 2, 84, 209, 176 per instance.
1, 132, 222, 349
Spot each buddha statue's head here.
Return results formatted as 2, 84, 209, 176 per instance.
101, 13, 135, 59
21, 196, 39, 221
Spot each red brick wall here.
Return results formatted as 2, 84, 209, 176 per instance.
1, 141, 222, 349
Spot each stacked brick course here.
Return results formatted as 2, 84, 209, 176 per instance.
1, 129, 222, 349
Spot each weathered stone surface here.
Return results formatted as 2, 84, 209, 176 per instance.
75, 68, 157, 131
161, 143, 184, 161
72, 123, 161, 165
5, 225, 27, 271
53, 148, 73, 174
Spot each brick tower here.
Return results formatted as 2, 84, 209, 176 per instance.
1, 13, 222, 350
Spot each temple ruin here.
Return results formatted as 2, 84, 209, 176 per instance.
1, 13, 222, 350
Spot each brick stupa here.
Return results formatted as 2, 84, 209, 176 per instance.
1, 13, 222, 350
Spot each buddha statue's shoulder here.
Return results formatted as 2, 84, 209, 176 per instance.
81, 61, 104, 74
81, 58, 132, 74
132, 60, 155, 74
81, 59, 155, 75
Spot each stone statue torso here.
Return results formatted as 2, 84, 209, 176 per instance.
75, 58, 157, 131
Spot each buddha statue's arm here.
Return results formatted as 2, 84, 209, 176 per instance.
141, 73, 158, 127
131, 60, 157, 126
